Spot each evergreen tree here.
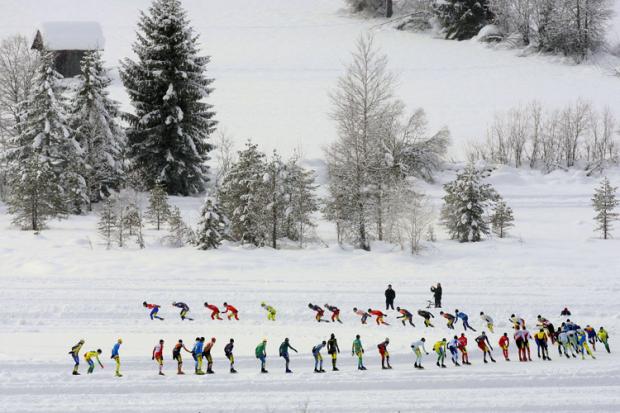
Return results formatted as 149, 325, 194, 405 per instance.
70, 50, 125, 208
283, 156, 319, 247
98, 197, 118, 249
7, 157, 65, 231
145, 182, 171, 230
433, 0, 494, 40
163, 205, 194, 247
592, 177, 618, 239
440, 165, 498, 242
120, 0, 216, 195
218, 141, 268, 246
195, 197, 228, 250
490, 197, 514, 238
6, 51, 82, 227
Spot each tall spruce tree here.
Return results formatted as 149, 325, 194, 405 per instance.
120, 0, 216, 195
433, 0, 494, 40
7, 52, 83, 228
195, 197, 228, 250
218, 141, 268, 246
592, 177, 618, 239
70, 51, 125, 208
440, 165, 498, 242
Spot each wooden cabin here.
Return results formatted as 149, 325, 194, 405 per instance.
32, 22, 105, 78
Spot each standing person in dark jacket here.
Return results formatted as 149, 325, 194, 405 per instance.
224, 338, 236, 373
327, 333, 341, 371
431, 283, 442, 307
385, 285, 396, 310
279, 338, 298, 373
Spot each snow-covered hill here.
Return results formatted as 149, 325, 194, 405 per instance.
1, 0, 620, 159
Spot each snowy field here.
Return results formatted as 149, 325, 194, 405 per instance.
1, 167, 620, 412
2, 0, 620, 412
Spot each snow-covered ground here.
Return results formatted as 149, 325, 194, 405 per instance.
1, 0, 620, 159
1, 166, 620, 412
2, 0, 620, 412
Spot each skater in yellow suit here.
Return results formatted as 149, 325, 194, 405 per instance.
261, 302, 277, 321
84, 349, 104, 374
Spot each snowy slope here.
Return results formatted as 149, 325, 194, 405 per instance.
1, 0, 619, 159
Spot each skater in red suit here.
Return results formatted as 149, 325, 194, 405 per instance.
204, 302, 223, 320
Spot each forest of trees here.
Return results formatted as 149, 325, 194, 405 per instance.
345, 0, 615, 61
0, 0, 617, 252
467, 101, 619, 174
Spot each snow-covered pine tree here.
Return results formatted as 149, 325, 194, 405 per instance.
120, 0, 216, 195
98, 197, 118, 249
6, 51, 83, 228
195, 197, 228, 250
70, 50, 125, 209
433, 0, 494, 40
592, 177, 618, 239
440, 165, 498, 242
163, 205, 194, 247
265, 151, 287, 249
145, 182, 171, 230
218, 141, 268, 246
283, 156, 319, 247
7, 157, 65, 231
490, 197, 514, 238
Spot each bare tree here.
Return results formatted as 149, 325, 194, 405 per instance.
560, 100, 590, 168
470, 100, 618, 173
0, 34, 39, 199
325, 35, 448, 250
528, 101, 543, 168
401, 188, 434, 254
213, 129, 235, 192
325, 35, 395, 251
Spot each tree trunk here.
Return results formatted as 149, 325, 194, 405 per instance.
386, 0, 393, 18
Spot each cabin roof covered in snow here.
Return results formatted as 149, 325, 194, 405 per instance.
33, 22, 105, 51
